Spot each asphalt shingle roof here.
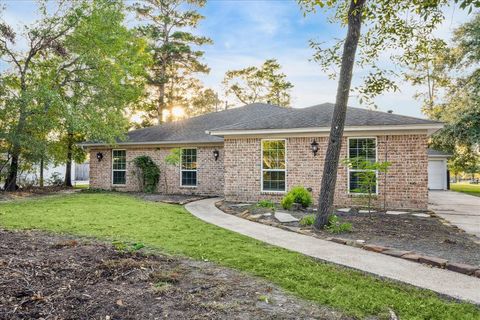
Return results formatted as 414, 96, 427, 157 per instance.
210, 103, 441, 132
86, 102, 441, 145
121, 103, 290, 144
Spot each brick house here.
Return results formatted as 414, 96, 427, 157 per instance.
82, 103, 443, 209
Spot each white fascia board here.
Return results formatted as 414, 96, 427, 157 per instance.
79, 140, 223, 148
207, 123, 444, 137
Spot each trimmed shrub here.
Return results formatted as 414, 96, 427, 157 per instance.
257, 199, 275, 209
280, 194, 295, 210
299, 214, 315, 227
325, 214, 352, 234
282, 186, 313, 209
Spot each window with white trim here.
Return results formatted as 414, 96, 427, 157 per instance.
181, 148, 197, 186
112, 150, 126, 185
262, 140, 286, 192
348, 138, 377, 194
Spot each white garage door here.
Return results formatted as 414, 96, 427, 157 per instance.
428, 160, 445, 190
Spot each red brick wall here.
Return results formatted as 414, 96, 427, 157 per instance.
89, 146, 224, 196
223, 134, 428, 209
89, 133, 428, 209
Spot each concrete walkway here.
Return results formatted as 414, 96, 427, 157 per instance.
185, 198, 480, 304
429, 191, 480, 238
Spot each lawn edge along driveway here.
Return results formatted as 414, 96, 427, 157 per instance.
0, 192, 479, 320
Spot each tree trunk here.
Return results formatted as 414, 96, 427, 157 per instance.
65, 133, 73, 187
4, 149, 19, 191
157, 81, 165, 124
39, 157, 44, 188
4, 110, 27, 191
314, 0, 366, 229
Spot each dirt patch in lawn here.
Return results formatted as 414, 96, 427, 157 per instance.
0, 187, 78, 202
219, 201, 480, 267
0, 229, 349, 320
132, 193, 207, 205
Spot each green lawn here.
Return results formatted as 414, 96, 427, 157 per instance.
451, 183, 480, 197
0, 192, 478, 319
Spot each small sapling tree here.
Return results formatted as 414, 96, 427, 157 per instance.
164, 148, 181, 194
343, 158, 391, 213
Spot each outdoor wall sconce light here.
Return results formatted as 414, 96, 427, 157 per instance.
213, 149, 220, 161
310, 140, 319, 156
96, 152, 104, 162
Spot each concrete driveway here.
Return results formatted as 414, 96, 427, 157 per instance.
429, 191, 480, 238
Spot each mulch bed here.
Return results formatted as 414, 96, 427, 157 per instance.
0, 229, 349, 320
218, 201, 480, 267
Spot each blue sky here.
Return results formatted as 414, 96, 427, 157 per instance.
1, 0, 474, 118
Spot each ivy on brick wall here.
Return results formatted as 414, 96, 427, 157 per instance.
133, 156, 160, 193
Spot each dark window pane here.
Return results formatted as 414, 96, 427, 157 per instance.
182, 171, 197, 186
263, 171, 285, 191
113, 170, 126, 185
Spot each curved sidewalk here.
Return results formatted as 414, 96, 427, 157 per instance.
185, 198, 480, 304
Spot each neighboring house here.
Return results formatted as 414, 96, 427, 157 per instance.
18, 161, 89, 186
81, 103, 443, 209
427, 149, 451, 190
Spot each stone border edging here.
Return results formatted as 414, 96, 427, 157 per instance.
216, 201, 480, 279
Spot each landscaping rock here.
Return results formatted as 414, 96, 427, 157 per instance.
283, 226, 300, 233
337, 208, 351, 213
412, 213, 430, 218
418, 256, 448, 268
385, 211, 408, 215
358, 210, 376, 214
382, 249, 412, 258
249, 214, 263, 220
355, 239, 366, 244
475, 270, 480, 278
262, 213, 272, 217
274, 211, 299, 223
445, 262, 478, 275
239, 210, 250, 218
363, 244, 387, 253
402, 253, 422, 262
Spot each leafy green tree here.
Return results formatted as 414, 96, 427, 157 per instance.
297, 0, 477, 228
0, 1, 83, 191
188, 87, 222, 116
223, 59, 293, 107
48, 0, 149, 186
407, 13, 480, 178
132, 0, 212, 124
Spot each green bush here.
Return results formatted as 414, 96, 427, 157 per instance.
133, 156, 160, 193
280, 194, 294, 210
299, 214, 315, 227
281, 186, 313, 209
325, 214, 352, 234
257, 199, 275, 209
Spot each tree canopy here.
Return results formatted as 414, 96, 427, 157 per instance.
132, 0, 213, 124
222, 59, 293, 107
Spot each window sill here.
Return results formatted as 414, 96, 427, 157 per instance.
261, 190, 286, 194
180, 185, 197, 189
